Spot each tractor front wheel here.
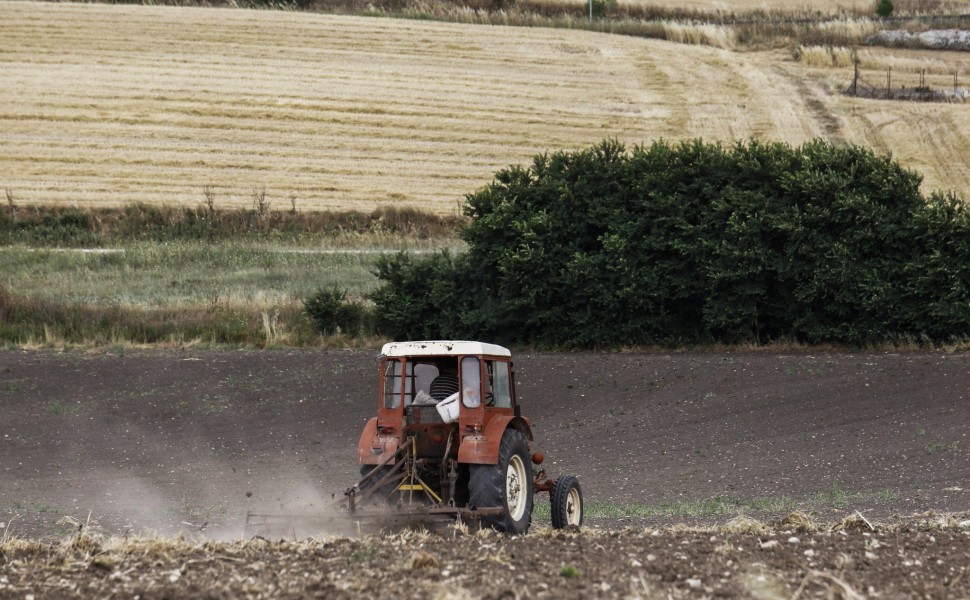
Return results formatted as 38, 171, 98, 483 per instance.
468, 428, 533, 534
550, 475, 583, 529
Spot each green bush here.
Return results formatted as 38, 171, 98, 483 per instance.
371, 251, 513, 341
371, 139, 970, 347
304, 287, 373, 336
0, 209, 102, 246
875, 0, 894, 17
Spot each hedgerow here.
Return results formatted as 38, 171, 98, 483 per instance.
372, 139, 970, 347
0, 204, 460, 247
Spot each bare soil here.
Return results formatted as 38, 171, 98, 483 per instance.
1, 349, 968, 597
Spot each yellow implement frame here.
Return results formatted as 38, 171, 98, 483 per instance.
396, 437, 443, 504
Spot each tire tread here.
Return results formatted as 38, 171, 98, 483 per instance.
551, 474, 583, 529
468, 428, 533, 534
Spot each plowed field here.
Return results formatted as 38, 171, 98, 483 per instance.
1, 349, 969, 598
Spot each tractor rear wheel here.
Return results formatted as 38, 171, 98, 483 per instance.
468, 428, 533, 534
550, 475, 583, 529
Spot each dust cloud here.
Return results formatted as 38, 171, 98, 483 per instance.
3, 414, 357, 540
1, 349, 377, 540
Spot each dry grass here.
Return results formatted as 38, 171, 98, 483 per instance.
830, 511, 876, 532
791, 570, 866, 600
721, 514, 769, 534
797, 44, 970, 75
779, 510, 820, 533
660, 20, 738, 49
796, 45, 864, 68
537, 0, 970, 17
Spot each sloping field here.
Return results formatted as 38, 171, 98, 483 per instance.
0, 2, 966, 214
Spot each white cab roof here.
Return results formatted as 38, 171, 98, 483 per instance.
381, 341, 511, 358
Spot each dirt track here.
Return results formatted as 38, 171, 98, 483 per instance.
1, 349, 968, 537
2, 349, 970, 598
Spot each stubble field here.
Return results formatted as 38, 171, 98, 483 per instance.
2, 2, 969, 215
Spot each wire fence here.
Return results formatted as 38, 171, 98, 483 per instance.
846, 62, 967, 102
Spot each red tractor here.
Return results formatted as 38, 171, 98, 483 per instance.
353, 341, 583, 534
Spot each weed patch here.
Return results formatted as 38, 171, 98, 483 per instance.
322, 0, 945, 49
811, 486, 850, 508
539, 496, 799, 520
559, 564, 581, 578
349, 542, 379, 563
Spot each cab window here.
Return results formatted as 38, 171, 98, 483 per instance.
486, 360, 512, 408
410, 363, 439, 405
382, 359, 403, 409
461, 356, 481, 408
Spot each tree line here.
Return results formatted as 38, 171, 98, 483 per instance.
310, 139, 969, 347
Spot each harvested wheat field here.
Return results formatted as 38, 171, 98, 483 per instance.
788, 46, 970, 194
2, 2, 966, 215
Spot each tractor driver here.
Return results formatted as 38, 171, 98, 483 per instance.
429, 364, 459, 401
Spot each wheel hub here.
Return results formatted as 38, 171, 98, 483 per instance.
566, 487, 581, 525
506, 455, 527, 521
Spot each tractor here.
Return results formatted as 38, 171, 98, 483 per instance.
246, 341, 583, 536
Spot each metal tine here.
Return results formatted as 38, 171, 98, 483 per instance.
355, 443, 409, 487
356, 456, 409, 503
343, 442, 412, 506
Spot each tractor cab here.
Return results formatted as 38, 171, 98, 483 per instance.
363, 341, 518, 464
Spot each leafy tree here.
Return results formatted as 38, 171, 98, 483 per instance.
370, 139, 970, 347
304, 287, 371, 335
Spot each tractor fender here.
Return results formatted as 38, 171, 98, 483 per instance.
457, 416, 532, 465
356, 417, 401, 465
